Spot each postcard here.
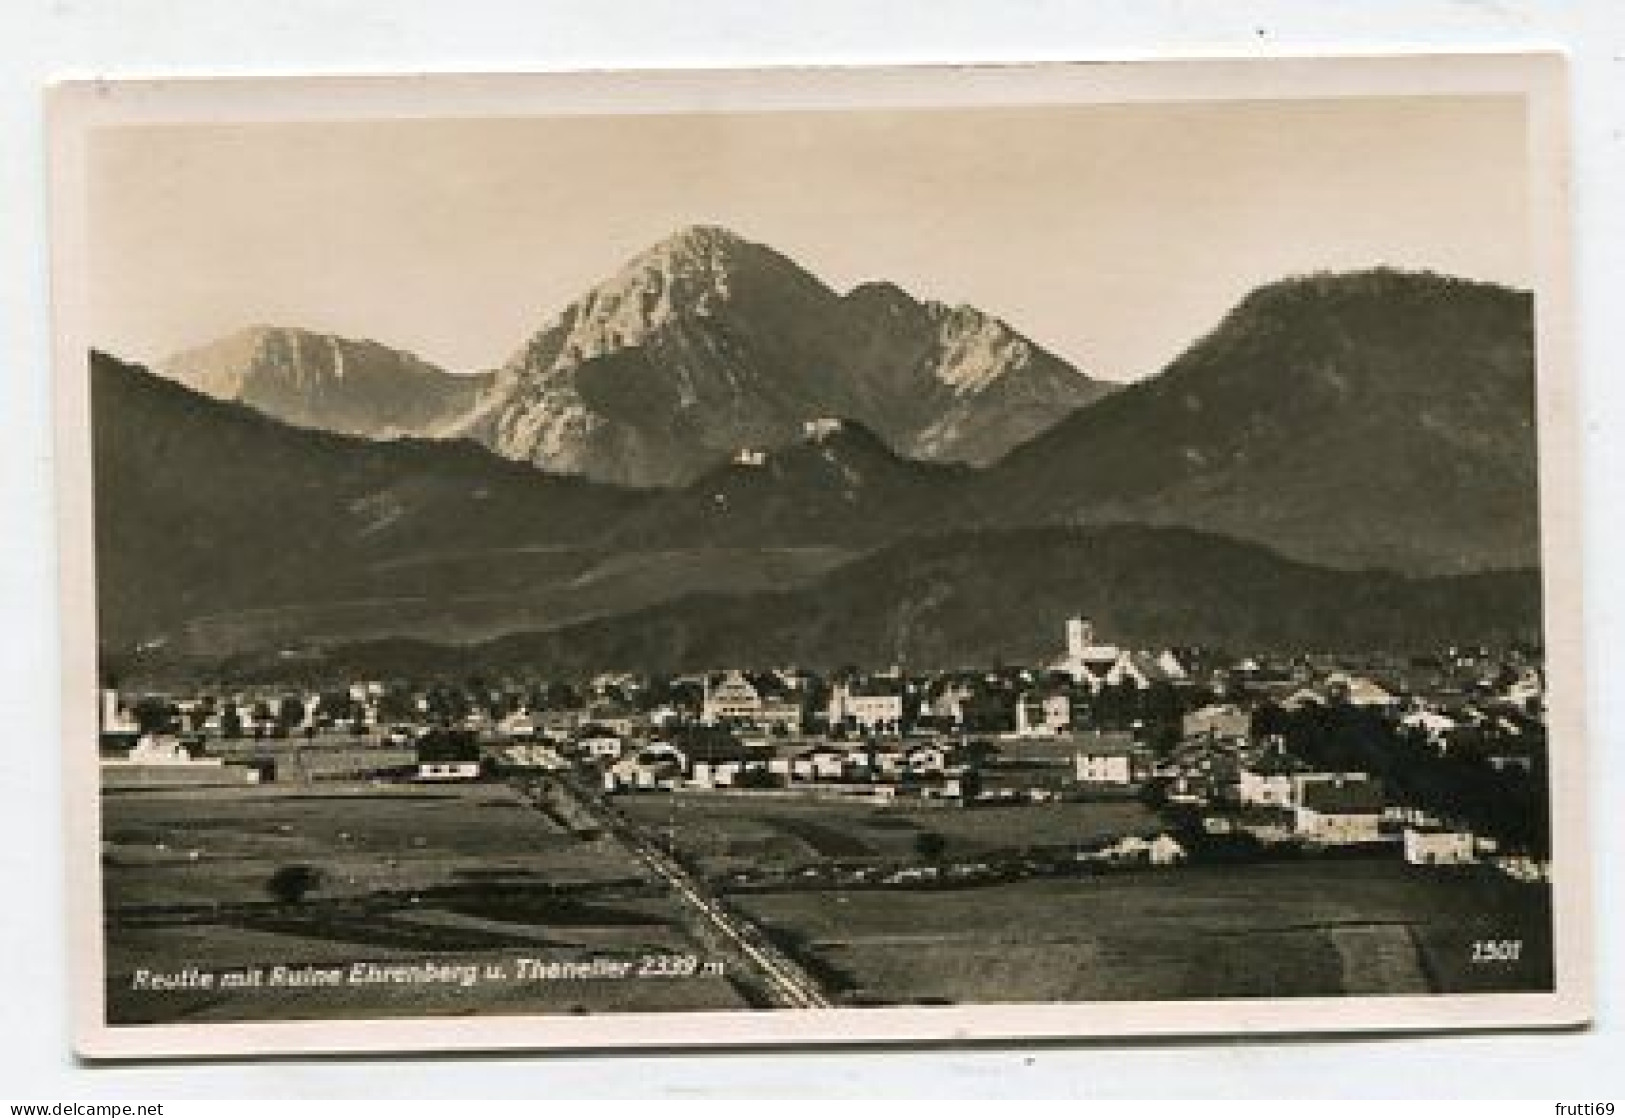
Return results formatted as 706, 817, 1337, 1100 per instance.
49, 54, 1589, 1058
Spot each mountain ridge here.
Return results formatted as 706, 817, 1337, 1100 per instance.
968, 267, 1538, 573
98, 262, 1543, 672
161, 325, 491, 439
207, 525, 1542, 682
160, 226, 1113, 486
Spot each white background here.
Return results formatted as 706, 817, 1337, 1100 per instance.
2, 0, 1620, 1100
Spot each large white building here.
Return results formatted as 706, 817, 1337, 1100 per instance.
701, 670, 803, 733
701, 670, 763, 724
828, 683, 904, 734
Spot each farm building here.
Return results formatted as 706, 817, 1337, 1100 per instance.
1403, 827, 1476, 865
1073, 731, 1139, 786
1292, 775, 1386, 844
415, 729, 481, 781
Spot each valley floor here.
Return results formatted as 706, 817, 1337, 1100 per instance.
100, 775, 1552, 1025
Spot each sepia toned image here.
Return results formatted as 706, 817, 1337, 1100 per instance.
49, 56, 1588, 1058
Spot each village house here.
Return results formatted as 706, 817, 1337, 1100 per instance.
682, 736, 763, 789
1182, 703, 1251, 743
497, 709, 539, 740
583, 699, 646, 739
1104, 650, 1176, 690
926, 681, 976, 725
535, 710, 582, 742
576, 727, 627, 762
1100, 833, 1187, 866
1015, 690, 1073, 737
756, 694, 805, 736
1400, 708, 1461, 753
701, 669, 763, 725
1232, 750, 1306, 808
1162, 771, 1215, 806
1325, 673, 1400, 710
701, 670, 804, 734
904, 741, 952, 775
1485, 748, 1536, 774
803, 416, 844, 440
603, 748, 683, 793
916, 769, 970, 801
1403, 826, 1477, 866
760, 747, 796, 780
1292, 775, 1387, 844
1504, 666, 1544, 709
502, 740, 568, 770
845, 741, 912, 779
99, 689, 140, 735
1072, 731, 1139, 786
415, 730, 482, 782
646, 703, 684, 728
828, 681, 904, 735
791, 744, 848, 782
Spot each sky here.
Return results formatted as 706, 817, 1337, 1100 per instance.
86, 94, 1530, 383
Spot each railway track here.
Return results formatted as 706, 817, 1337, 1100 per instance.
536, 774, 832, 1010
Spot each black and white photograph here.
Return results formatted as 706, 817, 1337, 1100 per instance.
48, 56, 1588, 1058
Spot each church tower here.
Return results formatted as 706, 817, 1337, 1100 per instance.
1066, 617, 1094, 660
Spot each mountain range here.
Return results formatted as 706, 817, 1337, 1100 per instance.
92, 238, 1544, 679
164, 226, 1112, 487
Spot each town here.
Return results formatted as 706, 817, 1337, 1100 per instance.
98, 616, 1554, 1018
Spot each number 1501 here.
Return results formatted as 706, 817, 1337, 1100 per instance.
1472, 939, 1522, 962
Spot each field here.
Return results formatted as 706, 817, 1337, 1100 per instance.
102, 773, 1554, 1021
733, 859, 1554, 1005
614, 792, 1167, 875
102, 778, 749, 1022
102, 780, 649, 907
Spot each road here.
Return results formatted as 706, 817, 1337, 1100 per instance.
534, 774, 832, 1010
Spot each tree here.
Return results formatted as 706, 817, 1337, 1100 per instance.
913, 831, 947, 860
131, 696, 176, 735
542, 681, 582, 711
375, 686, 416, 725
186, 697, 215, 733
735, 766, 784, 790
265, 864, 323, 905
316, 691, 355, 727
277, 695, 307, 734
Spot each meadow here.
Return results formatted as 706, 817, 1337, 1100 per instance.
614, 791, 1166, 876
732, 859, 1553, 1005
102, 778, 749, 1022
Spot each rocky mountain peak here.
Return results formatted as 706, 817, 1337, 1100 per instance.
168, 229, 1113, 486
643, 222, 756, 263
